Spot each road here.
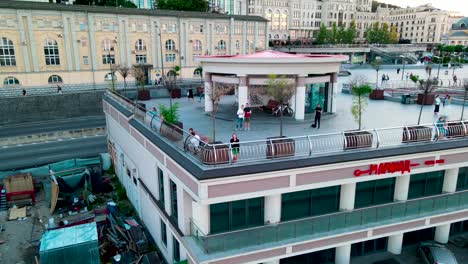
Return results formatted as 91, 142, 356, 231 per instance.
0, 135, 107, 171
0, 115, 105, 138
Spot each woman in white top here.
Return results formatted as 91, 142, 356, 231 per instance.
236, 105, 245, 130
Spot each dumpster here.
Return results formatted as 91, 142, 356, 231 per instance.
401, 94, 411, 104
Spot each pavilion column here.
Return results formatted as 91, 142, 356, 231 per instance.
204, 73, 213, 112
329, 73, 338, 113
295, 76, 306, 120
238, 76, 248, 108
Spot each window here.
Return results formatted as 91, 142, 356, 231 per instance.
165, 39, 175, 51
0, 37, 16, 66
218, 40, 226, 50
44, 39, 60, 65
135, 39, 146, 51
192, 40, 202, 51
210, 197, 264, 234
160, 220, 167, 246
135, 54, 147, 64
170, 180, 178, 220
457, 167, 468, 191
101, 39, 114, 52
173, 237, 180, 262
82, 56, 89, 65
80, 37, 88, 47
355, 178, 395, 208
351, 237, 388, 257
3, 76, 19, 85
281, 186, 340, 221
408, 171, 444, 199
165, 54, 176, 63
235, 40, 240, 50
79, 23, 86, 31
158, 168, 165, 205
102, 54, 115, 64
48, 75, 63, 84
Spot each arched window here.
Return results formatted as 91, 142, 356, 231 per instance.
48, 75, 63, 84
461, 23, 466, 29
105, 73, 117, 81
235, 40, 240, 50
281, 11, 288, 30
282, 34, 288, 39
44, 39, 60, 65
0, 37, 16, 66
268, 34, 272, 39
101, 39, 114, 52
135, 39, 146, 51
167, 70, 176, 80
245, 40, 250, 51
273, 10, 280, 30
265, 10, 273, 26
274, 34, 280, 39
165, 39, 175, 51
192, 40, 202, 51
3, 76, 19, 85
218, 40, 226, 50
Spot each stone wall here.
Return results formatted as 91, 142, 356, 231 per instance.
0, 90, 105, 125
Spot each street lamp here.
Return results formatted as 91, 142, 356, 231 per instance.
155, 25, 166, 86
433, 55, 442, 80
399, 55, 406, 81
108, 48, 116, 91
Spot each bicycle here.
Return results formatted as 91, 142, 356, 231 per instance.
273, 103, 294, 117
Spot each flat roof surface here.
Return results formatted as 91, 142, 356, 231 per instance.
40, 222, 97, 252
198, 50, 346, 59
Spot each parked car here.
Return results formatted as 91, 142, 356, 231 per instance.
418, 242, 458, 264
338, 70, 352, 77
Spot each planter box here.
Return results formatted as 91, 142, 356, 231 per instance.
160, 121, 183, 141
416, 94, 434, 105
266, 136, 295, 159
369, 90, 384, 100
170, 89, 181, 98
344, 131, 373, 149
446, 122, 467, 138
137, 90, 151, 100
402, 126, 432, 143
201, 142, 230, 165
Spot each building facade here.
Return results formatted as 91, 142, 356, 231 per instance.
103, 88, 468, 264
447, 17, 468, 45
209, 0, 247, 15
0, 2, 266, 88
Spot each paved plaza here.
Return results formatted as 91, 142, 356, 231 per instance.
143, 66, 468, 144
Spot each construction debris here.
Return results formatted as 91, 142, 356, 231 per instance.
8, 206, 27, 220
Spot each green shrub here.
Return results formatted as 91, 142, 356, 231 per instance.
159, 102, 180, 124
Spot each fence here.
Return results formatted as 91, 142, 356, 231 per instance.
106, 91, 468, 167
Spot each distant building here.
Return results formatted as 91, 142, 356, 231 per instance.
447, 17, 468, 45
209, 0, 247, 15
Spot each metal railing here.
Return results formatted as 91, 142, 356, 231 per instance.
106, 91, 468, 167
190, 190, 468, 253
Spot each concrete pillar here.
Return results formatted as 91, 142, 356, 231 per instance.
335, 244, 351, 264
192, 201, 210, 235
118, 16, 127, 68
295, 76, 306, 120
434, 224, 451, 244
242, 21, 247, 55
329, 73, 338, 113
26, 15, 39, 72
238, 76, 248, 108
177, 187, 193, 235
61, 15, 73, 71
264, 194, 282, 224
16, 12, 31, 73
443, 168, 459, 193
229, 18, 235, 55
87, 14, 97, 71
69, 16, 80, 71
388, 234, 404, 255
394, 175, 410, 201
204, 73, 213, 112
163, 174, 171, 215
156, 20, 163, 68
125, 19, 131, 68
340, 183, 356, 210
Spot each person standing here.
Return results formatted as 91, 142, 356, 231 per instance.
434, 95, 441, 114
405, 73, 409, 81
236, 105, 244, 130
22, 89, 27, 96
453, 75, 458, 86
187, 88, 194, 102
230, 133, 240, 162
397, 68, 400, 74
311, 103, 322, 129
243, 103, 252, 131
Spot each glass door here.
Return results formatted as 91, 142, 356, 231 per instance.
305, 83, 328, 114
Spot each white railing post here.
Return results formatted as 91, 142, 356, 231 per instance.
461, 121, 467, 136
269, 138, 275, 158
374, 129, 381, 148
307, 135, 313, 156
433, 123, 440, 141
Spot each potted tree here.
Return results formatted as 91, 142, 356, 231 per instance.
201, 83, 232, 165
345, 76, 373, 149
117, 65, 131, 93
159, 102, 184, 141
264, 75, 296, 158
167, 66, 182, 99
133, 66, 150, 100
403, 78, 438, 143
369, 58, 384, 99
194, 66, 204, 97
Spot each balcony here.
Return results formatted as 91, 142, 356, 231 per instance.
190, 190, 468, 254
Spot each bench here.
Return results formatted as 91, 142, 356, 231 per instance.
262, 99, 280, 113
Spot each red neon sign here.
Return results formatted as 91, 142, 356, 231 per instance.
354, 159, 445, 177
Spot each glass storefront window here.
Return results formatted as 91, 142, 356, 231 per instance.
457, 167, 468, 191
355, 178, 395, 208
281, 186, 340, 221
408, 171, 444, 199
210, 197, 264, 234
351, 237, 388, 257
280, 247, 335, 264
305, 83, 328, 114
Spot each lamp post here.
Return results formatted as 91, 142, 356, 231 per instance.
156, 25, 166, 86
433, 55, 442, 80
108, 49, 116, 91
399, 55, 406, 81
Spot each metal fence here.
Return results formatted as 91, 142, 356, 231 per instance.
191, 189, 468, 253
106, 90, 468, 167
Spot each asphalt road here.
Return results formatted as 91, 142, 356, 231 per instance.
0, 135, 108, 171
0, 115, 106, 138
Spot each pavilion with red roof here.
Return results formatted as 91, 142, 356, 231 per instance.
195, 50, 348, 120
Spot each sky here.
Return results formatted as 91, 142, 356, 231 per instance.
379, 0, 468, 16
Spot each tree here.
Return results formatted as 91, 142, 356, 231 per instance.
462, 79, 468, 120
330, 23, 339, 44
73, 0, 137, 8
390, 26, 399, 44
132, 66, 146, 90
117, 65, 130, 91
208, 84, 231, 143
350, 76, 372, 130
417, 79, 437, 125
316, 24, 329, 44
157, 0, 210, 12
166, 65, 181, 122
371, 58, 382, 89
343, 20, 357, 44
337, 26, 346, 44
265, 75, 295, 137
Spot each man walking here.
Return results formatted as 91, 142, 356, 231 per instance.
311, 103, 322, 129
434, 95, 441, 114
243, 103, 252, 131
